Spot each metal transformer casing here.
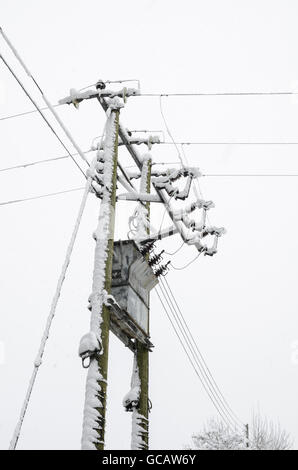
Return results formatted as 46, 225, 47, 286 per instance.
111, 240, 158, 336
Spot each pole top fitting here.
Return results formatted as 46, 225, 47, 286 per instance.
108, 97, 124, 111
96, 79, 106, 90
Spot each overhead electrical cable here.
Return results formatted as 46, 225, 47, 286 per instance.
141, 91, 297, 97
162, 276, 244, 428
171, 252, 202, 270
0, 53, 86, 178
155, 285, 231, 428
9, 177, 92, 450
155, 105, 243, 429
155, 283, 243, 431
160, 141, 298, 145
0, 103, 62, 122
159, 278, 243, 429
0, 28, 90, 171
0, 149, 94, 174
0, 187, 85, 207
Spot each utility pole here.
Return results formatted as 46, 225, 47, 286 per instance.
80, 99, 121, 450
132, 155, 152, 449
59, 81, 225, 451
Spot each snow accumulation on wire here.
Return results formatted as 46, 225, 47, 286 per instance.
81, 98, 122, 450
9, 173, 93, 450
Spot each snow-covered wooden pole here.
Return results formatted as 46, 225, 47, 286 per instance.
80, 98, 121, 450
132, 154, 152, 449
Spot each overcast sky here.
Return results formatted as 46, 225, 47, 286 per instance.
1, 0, 298, 450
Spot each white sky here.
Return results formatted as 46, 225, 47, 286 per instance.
0, 0, 298, 450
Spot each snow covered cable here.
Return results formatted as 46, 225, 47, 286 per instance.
0, 53, 86, 178
163, 277, 244, 428
0, 149, 94, 174
0, 28, 89, 166
0, 187, 85, 207
156, 282, 242, 430
0, 27, 31, 75
42, 96, 90, 165
9, 177, 92, 450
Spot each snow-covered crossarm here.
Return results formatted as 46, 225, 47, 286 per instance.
59, 87, 140, 107
94, 134, 161, 150
125, 135, 160, 149
118, 192, 162, 203
138, 224, 179, 244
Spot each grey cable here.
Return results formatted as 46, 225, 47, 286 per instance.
0, 53, 87, 178
163, 276, 244, 428
155, 284, 240, 431
0, 187, 84, 207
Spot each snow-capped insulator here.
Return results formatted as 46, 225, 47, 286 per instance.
97, 150, 105, 163
91, 180, 104, 199
154, 261, 171, 278
148, 250, 165, 267
123, 397, 139, 412
95, 79, 106, 90
95, 161, 104, 174
78, 332, 102, 368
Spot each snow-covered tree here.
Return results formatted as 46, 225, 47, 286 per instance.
190, 415, 292, 450
250, 413, 292, 450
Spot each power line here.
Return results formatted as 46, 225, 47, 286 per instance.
140, 91, 297, 97
164, 240, 185, 256
155, 283, 243, 431
155, 285, 231, 428
161, 141, 298, 145
171, 252, 202, 270
162, 276, 244, 428
0, 53, 87, 179
4, 97, 298, 125
159, 96, 183, 165
0, 187, 84, 207
1, 28, 90, 171
159, 277, 243, 429
154, 105, 243, 428
0, 104, 62, 122
0, 149, 94, 174
203, 173, 298, 177
9, 178, 92, 450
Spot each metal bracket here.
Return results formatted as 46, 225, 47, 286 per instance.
106, 297, 154, 351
